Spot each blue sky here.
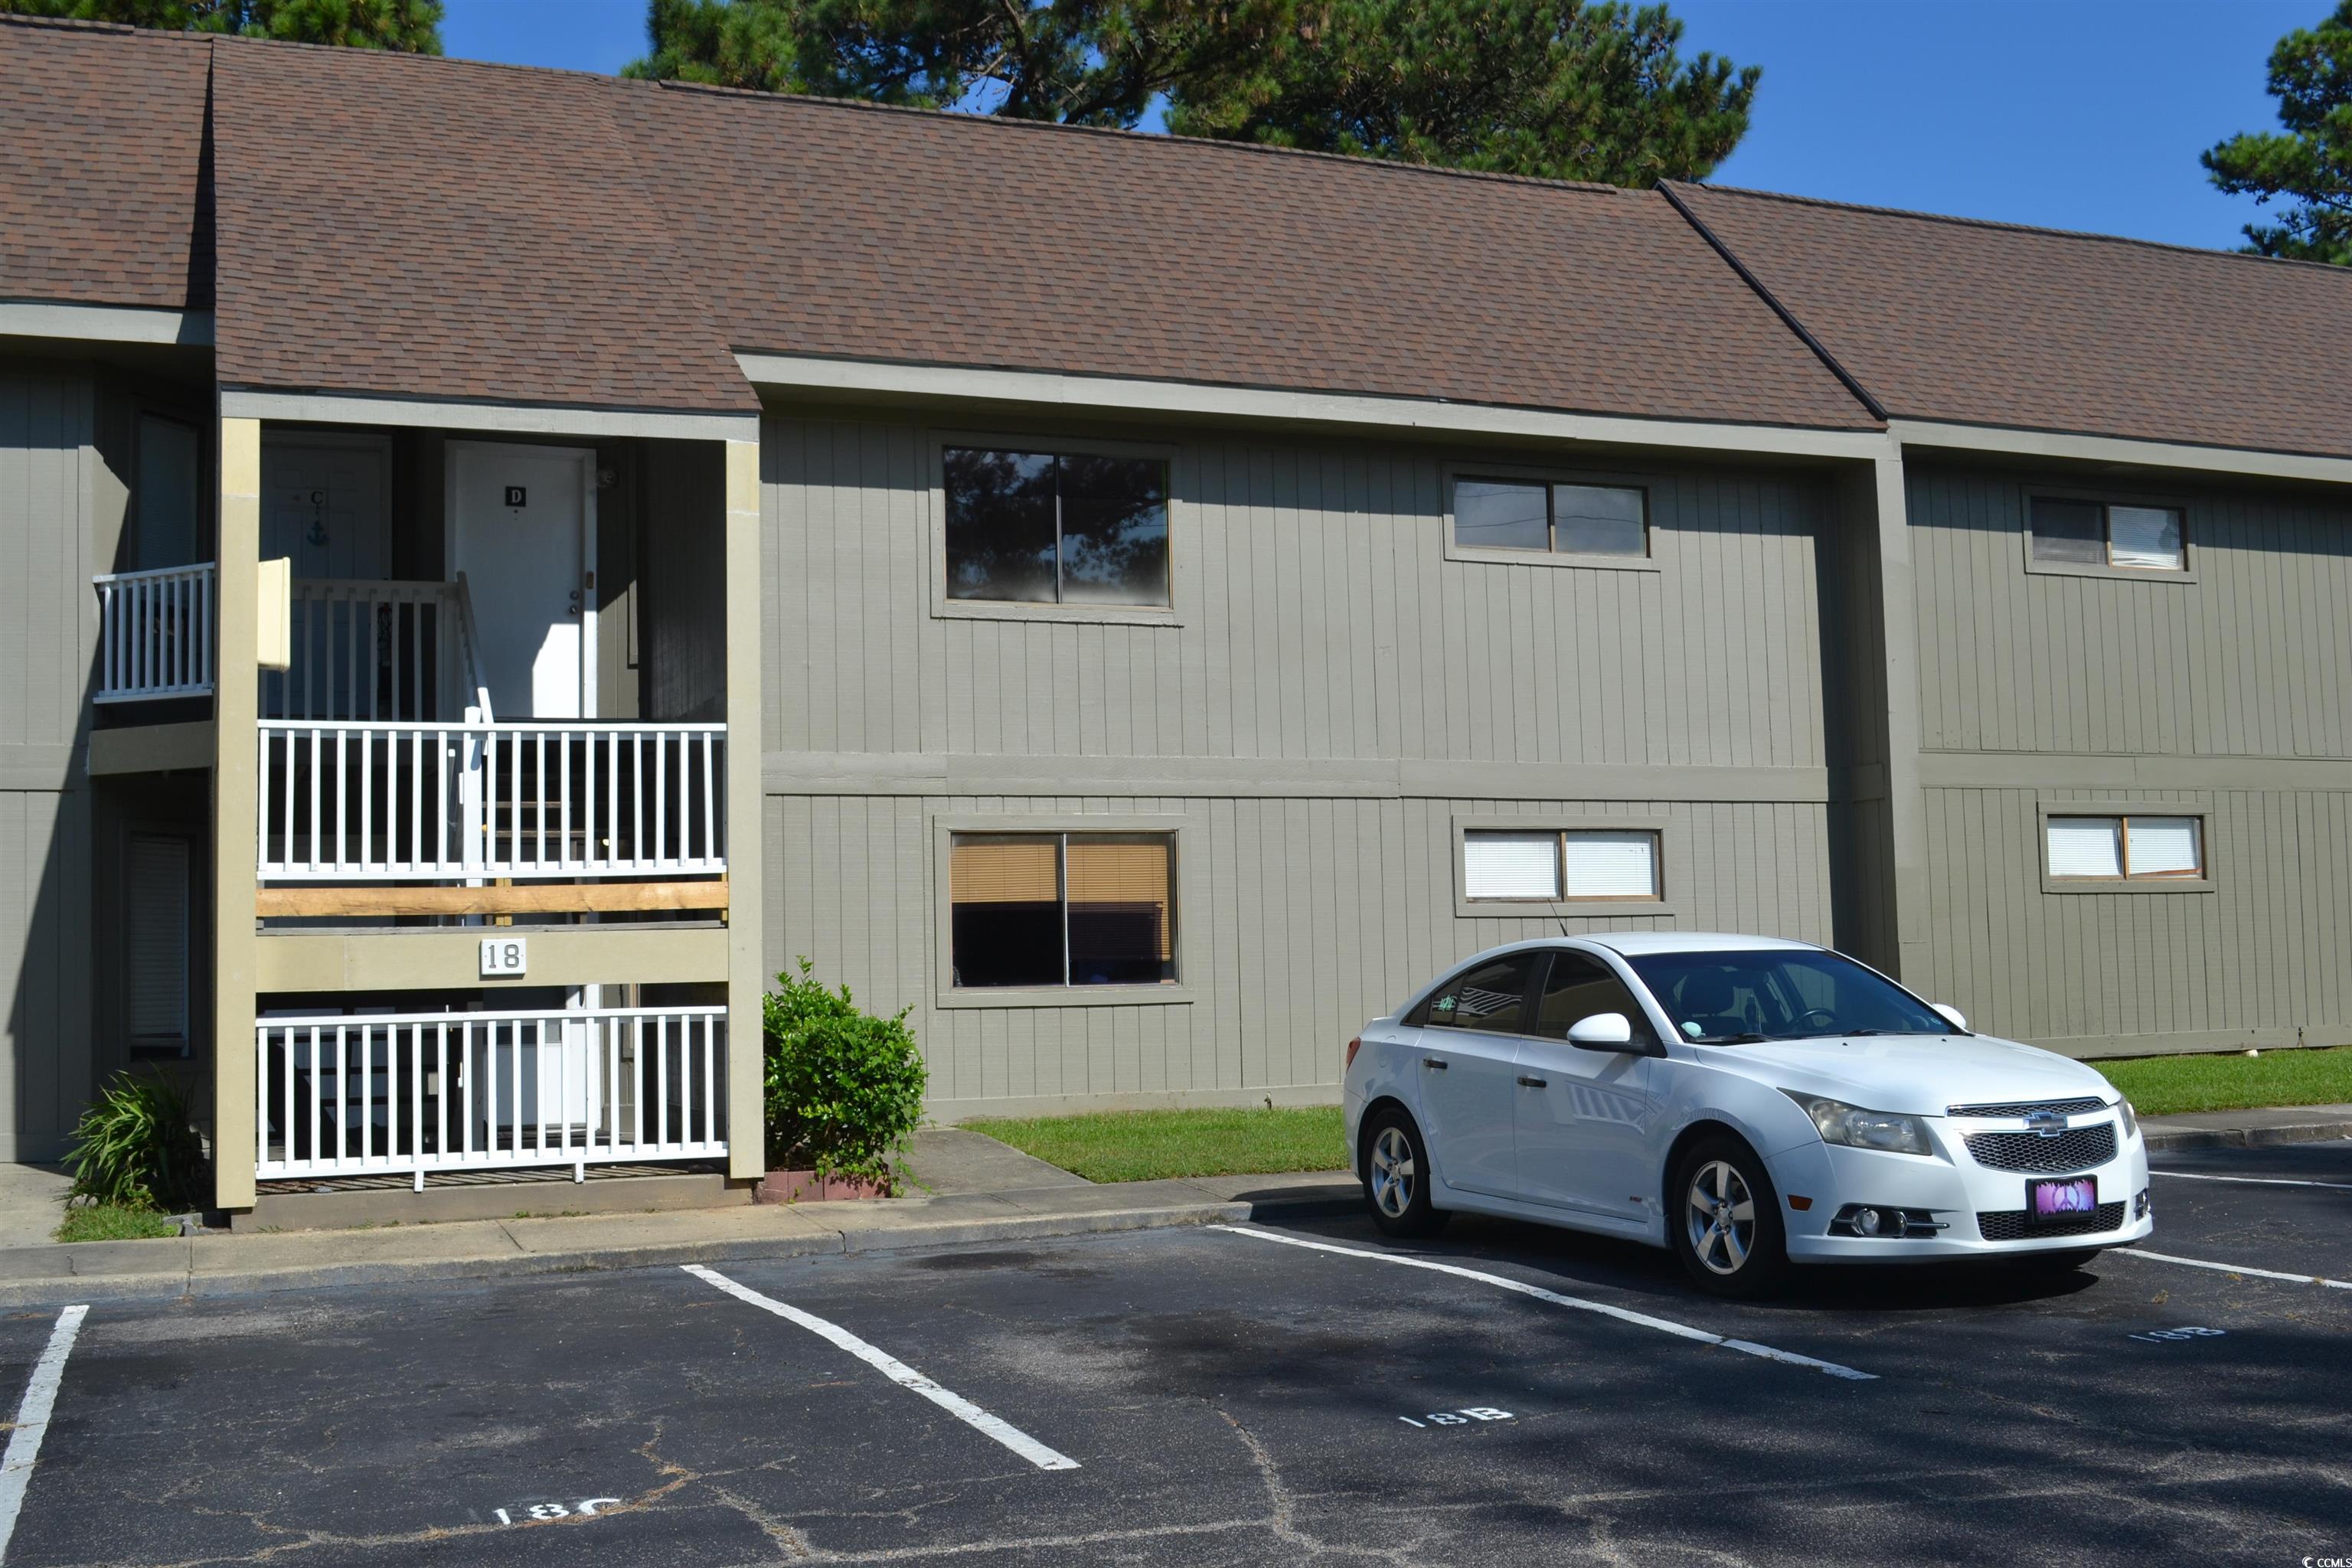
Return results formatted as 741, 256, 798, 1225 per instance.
442, 0, 2318, 253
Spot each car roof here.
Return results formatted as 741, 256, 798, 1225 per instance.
1576, 931, 1822, 957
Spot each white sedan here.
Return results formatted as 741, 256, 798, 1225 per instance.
1341, 933, 2153, 1296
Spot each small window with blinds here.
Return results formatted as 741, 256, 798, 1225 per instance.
950, 831, 1177, 988
127, 834, 191, 1053
2045, 814, 2205, 883
1464, 828, 1661, 904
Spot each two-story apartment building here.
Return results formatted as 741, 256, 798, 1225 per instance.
5, 15, 2350, 1220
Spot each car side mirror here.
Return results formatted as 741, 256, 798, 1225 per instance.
1931, 1003, 1968, 1033
1566, 1012, 1635, 1051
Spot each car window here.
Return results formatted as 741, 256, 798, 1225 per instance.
1423, 954, 1540, 1034
1624, 949, 1949, 1043
1533, 952, 1654, 1044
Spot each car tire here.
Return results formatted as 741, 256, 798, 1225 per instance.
1669, 1135, 1792, 1299
1361, 1107, 1448, 1240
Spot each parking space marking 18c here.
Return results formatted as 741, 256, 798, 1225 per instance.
1399, 1407, 1514, 1428
490, 1498, 622, 1525
2127, 1326, 2226, 1344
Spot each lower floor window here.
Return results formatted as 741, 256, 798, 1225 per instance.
950, 831, 1178, 988
127, 833, 192, 1054
2046, 814, 2204, 880
1464, 828, 1661, 902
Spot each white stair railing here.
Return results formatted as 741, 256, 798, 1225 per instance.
254, 1005, 727, 1181
256, 719, 727, 880
93, 563, 215, 701
263, 578, 471, 722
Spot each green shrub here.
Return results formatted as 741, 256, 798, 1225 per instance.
762, 959, 927, 1189
64, 1070, 207, 1214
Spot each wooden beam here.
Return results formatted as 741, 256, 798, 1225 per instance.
257, 880, 729, 918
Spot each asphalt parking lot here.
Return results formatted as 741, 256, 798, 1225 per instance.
1, 1140, 2346, 1567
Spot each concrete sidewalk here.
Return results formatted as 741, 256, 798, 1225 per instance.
2138, 1102, 2352, 1152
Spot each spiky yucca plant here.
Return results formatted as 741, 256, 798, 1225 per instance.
64, 1071, 207, 1214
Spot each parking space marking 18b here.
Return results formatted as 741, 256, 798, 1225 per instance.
1399, 1407, 1514, 1428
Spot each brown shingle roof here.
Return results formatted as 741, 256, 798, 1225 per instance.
207, 41, 754, 413
625, 87, 1879, 430
0, 18, 210, 312
1673, 182, 2352, 461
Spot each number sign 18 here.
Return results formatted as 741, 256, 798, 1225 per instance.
480, 937, 528, 978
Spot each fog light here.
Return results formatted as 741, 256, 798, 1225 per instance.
2135, 1187, 2151, 1220
1854, 1207, 1886, 1236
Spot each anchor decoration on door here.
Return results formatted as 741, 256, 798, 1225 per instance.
304, 487, 329, 547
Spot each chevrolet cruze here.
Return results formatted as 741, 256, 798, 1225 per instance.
1341, 933, 2153, 1296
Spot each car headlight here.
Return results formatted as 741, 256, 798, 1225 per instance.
2118, 1099, 2138, 1139
1782, 1091, 1935, 1156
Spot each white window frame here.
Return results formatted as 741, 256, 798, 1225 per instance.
926, 430, 1185, 626
2037, 802, 2214, 893
1453, 815, 1675, 919
932, 813, 1199, 1008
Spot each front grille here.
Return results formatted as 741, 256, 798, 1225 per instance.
1965, 1123, 2117, 1173
1945, 1096, 2108, 1119
1977, 1201, 2126, 1242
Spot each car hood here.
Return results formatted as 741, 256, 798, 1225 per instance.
1701, 1032, 2114, 1116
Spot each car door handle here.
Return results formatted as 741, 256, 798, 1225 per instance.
1516, 1076, 1548, 1088
1422, 1057, 1449, 1071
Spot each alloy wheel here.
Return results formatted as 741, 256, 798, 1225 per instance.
1685, 1159, 1757, 1276
1370, 1125, 1416, 1218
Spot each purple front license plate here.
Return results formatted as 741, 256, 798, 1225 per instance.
2027, 1176, 2099, 1224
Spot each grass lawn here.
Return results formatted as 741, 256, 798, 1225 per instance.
55, 1202, 180, 1243
2093, 1045, 2352, 1118
965, 1106, 1348, 1183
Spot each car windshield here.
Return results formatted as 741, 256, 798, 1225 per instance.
1622, 949, 1952, 1044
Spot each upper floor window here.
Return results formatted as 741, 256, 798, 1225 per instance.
2046, 815, 2204, 881
944, 447, 1168, 606
1463, 828, 1661, 902
1455, 479, 1647, 557
2030, 497, 2185, 573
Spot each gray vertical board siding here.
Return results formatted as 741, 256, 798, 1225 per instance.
766, 794, 1834, 1110
760, 413, 1839, 770
1919, 786, 2352, 1053
0, 361, 105, 1159
756, 409, 1851, 1109
1820, 467, 1899, 969
1907, 465, 2352, 759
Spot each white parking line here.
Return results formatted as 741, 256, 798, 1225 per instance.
0, 1305, 89, 1566
2117, 1249, 2350, 1290
1210, 1226, 1877, 1381
2151, 1169, 2352, 1191
681, 1265, 1080, 1472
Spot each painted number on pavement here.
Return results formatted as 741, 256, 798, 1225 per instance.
491, 1498, 623, 1525
1398, 1407, 1514, 1428
2127, 1325, 2226, 1344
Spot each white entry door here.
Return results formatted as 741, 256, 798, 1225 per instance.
448, 442, 595, 720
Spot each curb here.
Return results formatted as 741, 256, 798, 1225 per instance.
2142, 1116, 2352, 1153
0, 1197, 1284, 1311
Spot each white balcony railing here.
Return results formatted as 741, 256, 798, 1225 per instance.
93, 563, 215, 701
263, 575, 494, 723
255, 1005, 727, 1182
257, 719, 727, 881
